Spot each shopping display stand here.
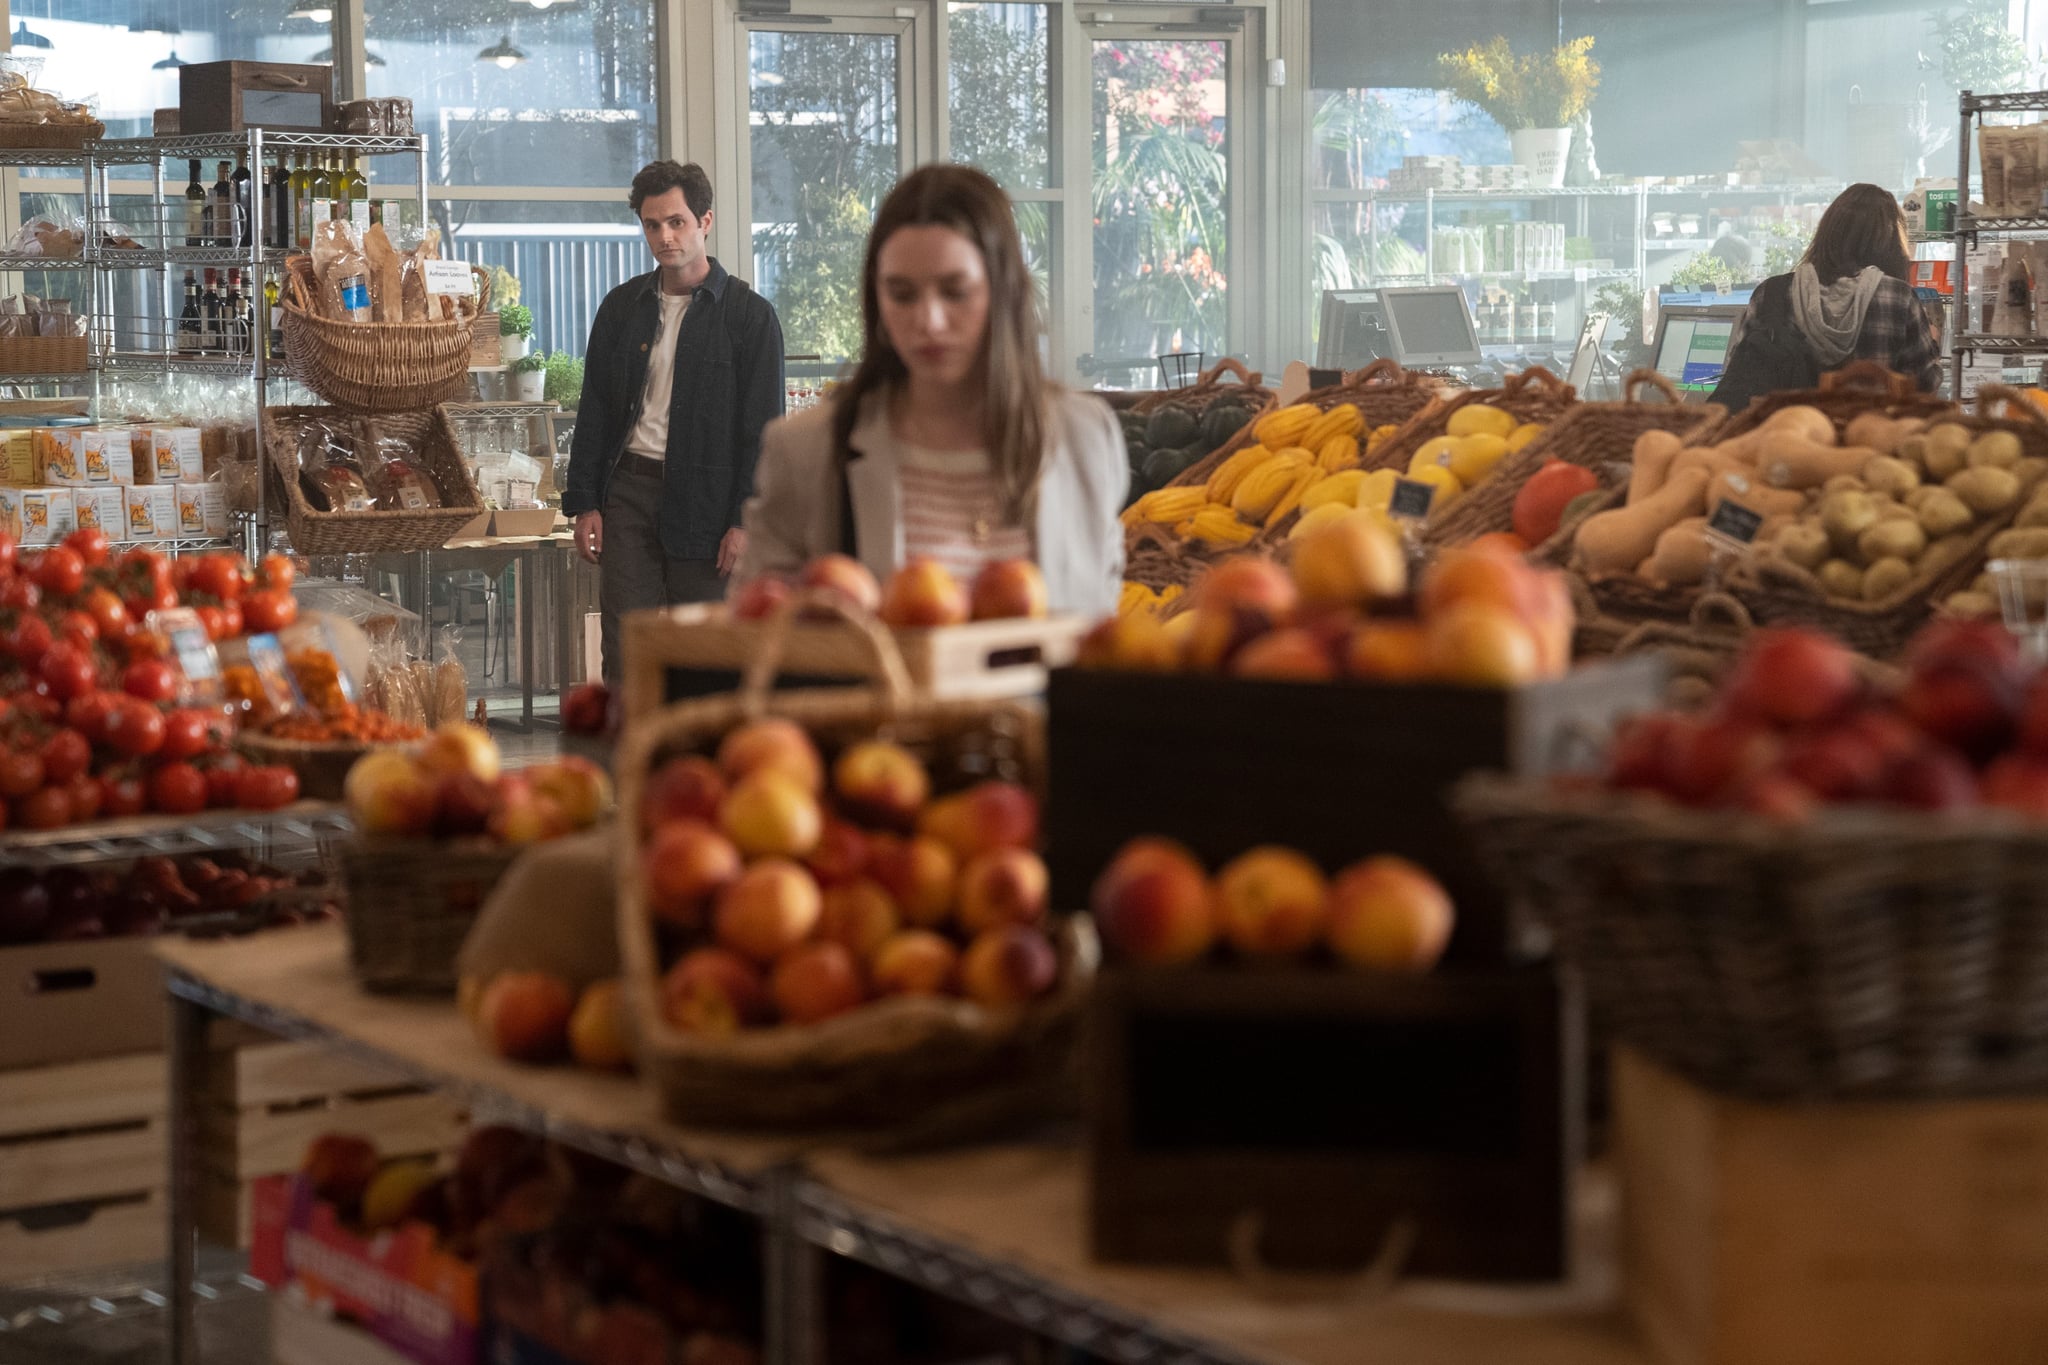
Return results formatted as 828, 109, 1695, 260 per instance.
1946, 87, 2048, 399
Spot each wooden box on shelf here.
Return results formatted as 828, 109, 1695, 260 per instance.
0, 935, 166, 1071
621, 604, 1090, 718
1616, 1047, 2048, 1365
178, 61, 334, 134
1086, 962, 1579, 1280
1044, 656, 1663, 962
0, 1052, 167, 1280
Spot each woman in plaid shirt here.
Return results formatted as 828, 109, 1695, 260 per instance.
1714, 184, 1940, 407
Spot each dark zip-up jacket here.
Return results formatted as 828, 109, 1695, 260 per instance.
562, 258, 785, 560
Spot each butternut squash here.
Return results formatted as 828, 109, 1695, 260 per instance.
1670, 446, 1755, 488
1643, 516, 1712, 587
1707, 468, 1806, 518
1627, 429, 1685, 507
1843, 413, 1925, 456
1758, 439, 1882, 490
1573, 466, 1711, 575
1761, 405, 1837, 447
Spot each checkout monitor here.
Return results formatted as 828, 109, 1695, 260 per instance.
1652, 304, 1747, 400
1380, 286, 1484, 367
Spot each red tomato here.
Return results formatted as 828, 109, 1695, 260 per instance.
31, 546, 84, 598
204, 762, 243, 809
217, 602, 243, 639
169, 556, 195, 595
61, 527, 109, 569
234, 765, 299, 811
0, 577, 38, 612
64, 774, 102, 822
121, 548, 169, 589
56, 610, 98, 649
188, 555, 246, 603
98, 772, 146, 818
240, 589, 297, 634
192, 606, 226, 642
6, 615, 51, 667
40, 729, 89, 784
158, 709, 213, 762
65, 691, 117, 745
121, 659, 177, 703
0, 532, 18, 575
82, 588, 130, 641
261, 554, 296, 592
38, 643, 96, 702
17, 784, 70, 830
9, 688, 57, 725
149, 762, 207, 815
104, 701, 165, 758
0, 750, 43, 799
149, 585, 179, 615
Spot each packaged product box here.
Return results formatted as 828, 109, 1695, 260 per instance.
0, 487, 76, 546
174, 482, 229, 539
84, 429, 134, 485
123, 484, 177, 541
72, 486, 129, 541
0, 430, 33, 486
141, 427, 204, 485
33, 427, 95, 486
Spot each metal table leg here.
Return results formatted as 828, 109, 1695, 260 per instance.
418, 548, 435, 663
763, 1165, 823, 1365
518, 546, 536, 731
166, 991, 212, 1365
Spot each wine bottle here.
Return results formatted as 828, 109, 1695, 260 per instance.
210, 161, 234, 248
268, 158, 290, 249
263, 273, 283, 360
291, 152, 313, 249
201, 268, 221, 354
308, 154, 334, 235
183, 160, 206, 248
231, 151, 252, 250
176, 271, 202, 355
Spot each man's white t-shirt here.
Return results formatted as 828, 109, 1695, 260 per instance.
625, 289, 690, 460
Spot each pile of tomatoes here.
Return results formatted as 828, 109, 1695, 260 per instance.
0, 528, 303, 831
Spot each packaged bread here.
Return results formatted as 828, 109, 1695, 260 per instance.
364, 222, 403, 324
2008, 124, 2044, 220
403, 229, 441, 322
1982, 125, 2014, 216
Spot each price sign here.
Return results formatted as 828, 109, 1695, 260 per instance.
1705, 497, 1765, 552
1389, 477, 1437, 520
422, 258, 473, 298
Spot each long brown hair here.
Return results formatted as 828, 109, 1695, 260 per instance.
1802, 183, 1912, 285
831, 164, 1049, 524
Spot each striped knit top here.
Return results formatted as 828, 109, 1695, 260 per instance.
897, 442, 1032, 580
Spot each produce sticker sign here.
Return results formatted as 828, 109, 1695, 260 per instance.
1389, 477, 1437, 520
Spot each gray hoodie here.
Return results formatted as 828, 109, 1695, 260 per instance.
1788, 263, 1887, 366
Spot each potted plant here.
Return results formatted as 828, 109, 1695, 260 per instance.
499, 303, 534, 364
509, 350, 548, 402
1439, 36, 1599, 188
543, 350, 583, 409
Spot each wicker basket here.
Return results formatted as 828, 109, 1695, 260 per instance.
0, 335, 87, 375
616, 592, 1095, 1133
1456, 774, 2048, 1100
235, 732, 380, 802
1127, 356, 1274, 420
1425, 370, 1718, 550
341, 836, 525, 994
1713, 357, 1959, 436
260, 404, 486, 556
1359, 364, 1580, 479
280, 256, 487, 412
0, 120, 103, 149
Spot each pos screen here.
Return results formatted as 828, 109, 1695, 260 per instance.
1652, 305, 1746, 399
1380, 286, 1483, 366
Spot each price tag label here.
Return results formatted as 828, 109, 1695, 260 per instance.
149, 606, 222, 705
1705, 497, 1765, 551
1389, 477, 1437, 520
422, 258, 472, 298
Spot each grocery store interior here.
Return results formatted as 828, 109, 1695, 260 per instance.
5, 1, 2048, 1364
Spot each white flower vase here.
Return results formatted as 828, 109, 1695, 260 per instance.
511, 369, 545, 402
500, 333, 530, 365
1511, 127, 1573, 189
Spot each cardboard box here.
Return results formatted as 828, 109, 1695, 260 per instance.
179, 61, 334, 134
86, 429, 134, 484
123, 484, 177, 541
488, 508, 560, 538
141, 426, 204, 485
33, 427, 93, 485
0, 486, 75, 545
0, 430, 33, 485
175, 482, 229, 539
72, 486, 128, 541
0, 937, 167, 1070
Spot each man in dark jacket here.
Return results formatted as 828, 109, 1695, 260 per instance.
563, 160, 785, 682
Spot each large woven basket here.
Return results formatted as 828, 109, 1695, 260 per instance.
260, 404, 486, 556
341, 836, 524, 994
1455, 775, 2048, 1100
280, 255, 487, 412
1425, 370, 1718, 550
1127, 356, 1274, 420
1359, 364, 1580, 478
615, 593, 1095, 1133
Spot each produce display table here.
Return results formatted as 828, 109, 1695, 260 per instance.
153, 927, 1651, 1365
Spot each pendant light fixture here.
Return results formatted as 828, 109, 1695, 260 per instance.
151, 48, 187, 69
307, 45, 386, 67
477, 33, 528, 69
9, 21, 52, 50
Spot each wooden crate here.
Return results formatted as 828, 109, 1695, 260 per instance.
1616, 1047, 2048, 1365
1086, 963, 1580, 1280
622, 604, 1090, 717
199, 1033, 466, 1247
1045, 655, 1664, 962
0, 1052, 167, 1280
0, 935, 166, 1070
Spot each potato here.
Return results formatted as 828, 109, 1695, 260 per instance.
1923, 423, 1974, 479
1915, 488, 1976, 539
2018, 456, 2048, 486
1820, 488, 1880, 551
1858, 518, 1927, 563
1863, 556, 1915, 601
1877, 499, 1919, 522
1862, 455, 1921, 496
1776, 520, 1832, 570
1988, 527, 2048, 560
1946, 589, 2000, 619
1818, 558, 1865, 599
1974, 571, 1996, 594
1948, 465, 2023, 515
1920, 534, 1974, 580
1968, 430, 2024, 470
2017, 495, 2048, 529
1905, 485, 1944, 511
1822, 473, 1866, 496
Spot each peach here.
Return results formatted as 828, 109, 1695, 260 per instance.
475, 970, 576, 1062
1420, 543, 1542, 620
487, 777, 571, 846
868, 833, 958, 927
1345, 621, 1431, 680
640, 755, 727, 835
1214, 847, 1328, 958
418, 721, 503, 785
1194, 556, 1297, 619
1229, 628, 1336, 681
771, 942, 868, 1025
714, 858, 823, 964
719, 770, 823, 858
1424, 601, 1542, 687
1089, 836, 1215, 965
716, 718, 823, 793
870, 929, 961, 997
1527, 567, 1575, 678
804, 818, 872, 887
955, 847, 1049, 934
731, 574, 795, 621
644, 819, 743, 928
528, 756, 612, 829
661, 947, 770, 1035
960, 926, 1060, 1007
567, 978, 634, 1070
832, 740, 930, 827
1179, 603, 1276, 673
818, 878, 900, 959
1077, 612, 1179, 671
344, 748, 438, 836
431, 768, 496, 836
1326, 856, 1455, 974
800, 553, 882, 615
970, 559, 1048, 621
916, 780, 1038, 860
1289, 514, 1406, 609
879, 557, 970, 628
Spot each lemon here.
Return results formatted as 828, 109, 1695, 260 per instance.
1448, 433, 1510, 486
1410, 436, 1460, 475
1402, 463, 1463, 511
1447, 404, 1516, 439
1506, 422, 1547, 453
1355, 468, 1400, 513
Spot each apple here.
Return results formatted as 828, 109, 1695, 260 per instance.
879, 558, 970, 629
560, 682, 611, 737
969, 559, 1048, 621
716, 718, 823, 793
432, 769, 498, 837
486, 776, 569, 845
528, 757, 612, 829
800, 554, 883, 615
1325, 855, 1454, 973
1880, 746, 1979, 811
1780, 728, 1885, 802
732, 575, 795, 621
771, 942, 868, 1025
418, 721, 503, 785
644, 819, 742, 927
661, 948, 770, 1034
1984, 754, 2048, 818
832, 740, 930, 828
1721, 629, 1860, 728
1900, 624, 2027, 763
343, 749, 437, 836
1193, 557, 1297, 619
641, 755, 727, 835
1666, 714, 1781, 807
1089, 837, 1214, 965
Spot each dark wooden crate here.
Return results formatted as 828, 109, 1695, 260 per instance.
1087, 962, 1581, 1279
1044, 656, 1663, 961
179, 62, 334, 135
